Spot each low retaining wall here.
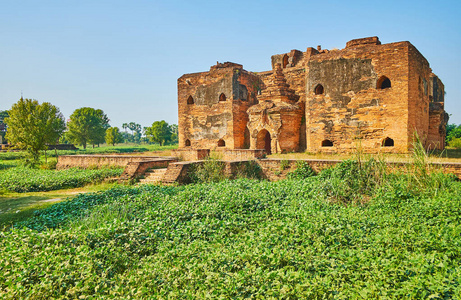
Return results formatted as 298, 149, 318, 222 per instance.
257, 159, 341, 181
216, 149, 266, 161
119, 158, 178, 181
56, 155, 175, 169
171, 149, 210, 161
156, 158, 461, 184
171, 148, 266, 161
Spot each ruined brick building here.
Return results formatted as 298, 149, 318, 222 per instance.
177, 36, 448, 154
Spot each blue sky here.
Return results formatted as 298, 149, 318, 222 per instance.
1, 0, 460, 128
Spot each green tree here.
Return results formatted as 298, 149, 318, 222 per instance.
66, 107, 110, 149
126, 122, 142, 143
449, 137, 461, 149
105, 127, 123, 146
5, 98, 65, 162
145, 120, 172, 146
0, 110, 9, 144
446, 123, 461, 143
169, 124, 178, 144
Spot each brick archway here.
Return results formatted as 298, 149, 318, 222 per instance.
257, 129, 272, 154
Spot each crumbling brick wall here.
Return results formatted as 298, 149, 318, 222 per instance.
178, 62, 259, 150
177, 37, 447, 155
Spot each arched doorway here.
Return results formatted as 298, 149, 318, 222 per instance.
257, 129, 272, 154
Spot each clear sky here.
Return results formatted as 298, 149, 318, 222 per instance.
1, 0, 460, 129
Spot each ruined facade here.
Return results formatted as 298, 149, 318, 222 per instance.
177, 37, 448, 154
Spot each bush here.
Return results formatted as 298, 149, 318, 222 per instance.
318, 159, 386, 204
286, 160, 316, 179
187, 158, 226, 184
449, 137, 461, 149
236, 160, 262, 180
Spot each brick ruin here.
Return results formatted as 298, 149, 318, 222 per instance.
177, 36, 448, 154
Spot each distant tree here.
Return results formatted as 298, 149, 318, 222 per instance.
449, 137, 461, 149
145, 120, 172, 146
66, 107, 109, 149
105, 127, 123, 146
122, 123, 128, 143
125, 122, 142, 144
446, 123, 461, 143
0, 110, 9, 144
5, 98, 65, 162
169, 124, 178, 144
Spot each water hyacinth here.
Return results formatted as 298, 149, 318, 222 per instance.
0, 167, 123, 193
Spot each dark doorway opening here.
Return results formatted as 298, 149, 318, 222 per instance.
257, 129, 272, 154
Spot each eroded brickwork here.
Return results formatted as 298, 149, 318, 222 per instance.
178, 37, 447, 154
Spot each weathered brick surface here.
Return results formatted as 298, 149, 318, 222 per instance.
159, 159, 461, 184
215, 149, 266, 161
119, 159, 177, 181
178, 37, 447, 154
56, 155, 175, 169
171, 149, 210, 161
177, 62, 259, 150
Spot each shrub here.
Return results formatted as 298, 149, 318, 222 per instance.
280, 159, 290, 170
236, 160, 262, 180
187, 158, 226, 183
449, 137, 461, 149
287, 160, 316, 179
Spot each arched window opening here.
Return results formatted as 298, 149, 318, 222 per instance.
322, 139, 334, 147
314, 84, 324, 95
218, 139, 225, 147
219, 93, 226, 102
187, 96, 194, 105
282, 54, 289, 68
185, 139, 191, 147
377, 76, 391, 89
382, 137, 394, 147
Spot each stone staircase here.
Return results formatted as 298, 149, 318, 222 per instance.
138, 168, 168, 184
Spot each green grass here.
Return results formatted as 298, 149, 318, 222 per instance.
0, 144, 177, 161
51, 143, 177, 156
0, 167, 123, 193
1, 160, 460, 298
0, 183, 121, 230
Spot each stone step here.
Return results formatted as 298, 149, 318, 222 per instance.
138, 168, 168, 184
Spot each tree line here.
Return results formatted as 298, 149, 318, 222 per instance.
0, 98, 178, 163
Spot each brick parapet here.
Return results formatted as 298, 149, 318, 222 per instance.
56, 155, 176, 170
158, 159, 461, 184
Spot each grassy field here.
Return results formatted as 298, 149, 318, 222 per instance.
51, 143, 177, 157
0, 158, 459, 298
0, 183, 120, 229
0, 145, 173, 229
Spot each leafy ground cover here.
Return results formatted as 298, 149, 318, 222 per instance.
0, 183, 121, 229
0, 167, 123, 193
1, 160, 460, 298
